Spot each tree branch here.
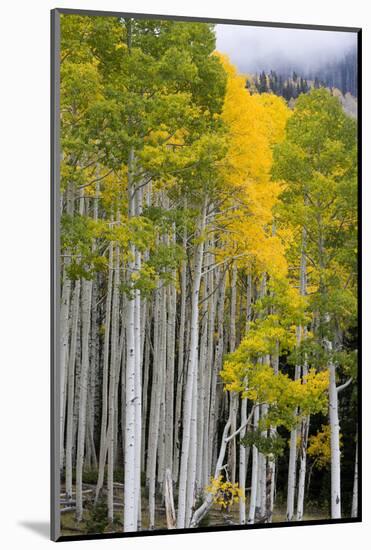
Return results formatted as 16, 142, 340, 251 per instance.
337, 378, 352, 393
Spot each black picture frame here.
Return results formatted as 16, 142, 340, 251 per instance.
51, 8, 362, 542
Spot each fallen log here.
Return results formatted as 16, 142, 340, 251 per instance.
164, 468, 176, 529
61, 507, 76, 514
60, 489, 93, 497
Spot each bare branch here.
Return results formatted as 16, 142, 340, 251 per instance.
337, 378, 352, 393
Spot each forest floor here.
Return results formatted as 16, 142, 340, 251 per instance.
60, 483, 328, 536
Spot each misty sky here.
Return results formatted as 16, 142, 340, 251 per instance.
215, 24, 357, 75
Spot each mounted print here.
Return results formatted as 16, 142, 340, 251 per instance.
51, 8, 361, 541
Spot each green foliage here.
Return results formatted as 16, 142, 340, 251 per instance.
241, 429, 286, 457
273, 88, 357, 336
61, 214, 108, 279
85, 497, 110, 533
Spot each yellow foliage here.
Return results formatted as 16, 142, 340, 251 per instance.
205, 475, 245, 509
307, 424, 343, 469
211, 54, 291, 278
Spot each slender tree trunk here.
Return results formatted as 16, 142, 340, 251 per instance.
75, 274, 93, 521
196, 275, 208, 490
134, 186, 143, 529
65, 279, 81, 498
124, 147, 140, 532
60, 182, 74, 471
141, 320, 150, 473
209, 269, 226, 475
296, 354, 310, 521
173, 228, 187, 483
95, 241, 113, 503
177, 199, 207, 528
228, 393, 238, 485
202, 256, 215, 487
165, 226, 176, 484
239, 397, 247, 524
286, 364, 300, 521
190, 406, 255, 527
60, 266, 71, 471
107, 243, 120, 522
146, 280, 163, 529
248, 405, 260, 524
228, 265, 238, 485
185, 359, 198, 526
287, 229, 307, 521
329, 357, 341, 518
258, 403, 267, 520
124, 256, 136, 531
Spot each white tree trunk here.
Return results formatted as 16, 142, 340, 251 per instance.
190, 406, 255, 528
134, 251, 142, 527
146, 280, 164, 529
124, 263, 136, 531
75, 275, 93, 521
209, 269, 226, 475
185, 363, 198, 526
65, 279, 81, 498
248, 405, 260, 524
239, 397, 247, 524
329, 358, 341, 519
95, 241, 113, 503
124, 147, 140, 532
107, 244, 120, 522
177, 199, 207, 528
165, 226, 176, 487
60, 266, 71, 470
286, 408, 298, 521
173, 228, 187, 483
196, 276, 208, 490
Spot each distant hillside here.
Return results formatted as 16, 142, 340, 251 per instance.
246, 46, 357, 100
307, 49, 357, 97
246, 71, 310, 101
246, 71, 357, 119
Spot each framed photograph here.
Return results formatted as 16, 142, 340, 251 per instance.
51, 8, 361, 542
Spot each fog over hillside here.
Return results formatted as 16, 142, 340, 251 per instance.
215, 24, 357, 77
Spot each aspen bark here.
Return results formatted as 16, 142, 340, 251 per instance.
177, 199, 207, 528
60, 265, 72, 470
239, 397, 247, 524
287, 230, 307, 521
248, 405, 260, 524
257, 403, 268, 519
329, 356, 341, 519
202, 258, 215, 487
107, 243, 120, 522
65, 279, 81, 499
95, 241, 113, 503
75, 275, 93, 521
59, 182, 74, 470
190, 406, 255, 527
165, 226, 176, 484
196, 276, 208, 490
173, 228, 187, 483
146, 280, 164, 529
209, 269, 226, 475
296, 355, 310, 521
124, 147, 140, 532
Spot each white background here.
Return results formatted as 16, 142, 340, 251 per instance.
0, 0, 368, 548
